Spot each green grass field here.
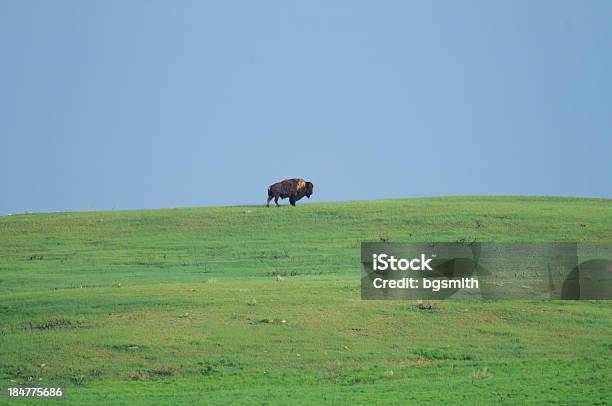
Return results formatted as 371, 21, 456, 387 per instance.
1, 196, 611, 404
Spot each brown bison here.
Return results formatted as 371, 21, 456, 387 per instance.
267, 178, 314, 207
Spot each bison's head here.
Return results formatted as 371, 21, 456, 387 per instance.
305, 181, 314, 198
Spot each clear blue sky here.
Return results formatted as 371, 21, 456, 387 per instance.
1, 1, 611, 214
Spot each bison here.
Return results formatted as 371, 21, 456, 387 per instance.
267, 178, 314, 207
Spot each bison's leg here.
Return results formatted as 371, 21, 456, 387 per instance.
266, 194, 273, 207
274, 194, 280, 207
289, 196, 296, 206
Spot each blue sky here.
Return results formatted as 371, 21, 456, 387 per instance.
1, 1, 611, 214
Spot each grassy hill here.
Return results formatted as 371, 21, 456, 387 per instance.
1, 196, 611, 404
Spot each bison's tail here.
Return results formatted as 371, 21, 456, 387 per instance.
267, 187, 273, 197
